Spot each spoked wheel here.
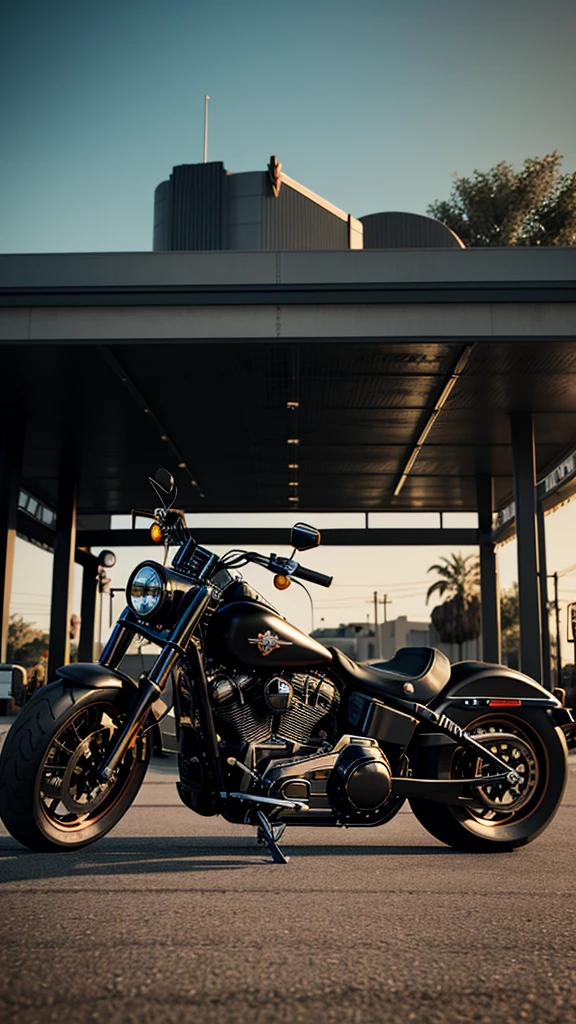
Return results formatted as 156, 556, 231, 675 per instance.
409, 710, 567, 852
452, 722, 540, 824
0, 682, 150, 851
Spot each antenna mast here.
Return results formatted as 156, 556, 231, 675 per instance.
203, 94, 210, 163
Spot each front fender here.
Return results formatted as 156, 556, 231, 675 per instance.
56, 663, 138, 691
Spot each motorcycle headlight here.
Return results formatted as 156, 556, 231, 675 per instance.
127, 563, 168, 620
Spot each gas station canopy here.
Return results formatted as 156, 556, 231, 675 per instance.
1, 247, 575, 518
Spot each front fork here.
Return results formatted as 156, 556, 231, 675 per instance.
97, 584, 214, 782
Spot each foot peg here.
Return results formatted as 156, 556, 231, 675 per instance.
256, 811, 289, 864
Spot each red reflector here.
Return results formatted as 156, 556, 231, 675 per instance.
489, 699, 522, 707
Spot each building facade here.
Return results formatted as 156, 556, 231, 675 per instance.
312, 615, 482, 665
153, 157, 462, 252
154, 158, 363, 252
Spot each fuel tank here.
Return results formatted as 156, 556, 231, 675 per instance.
206, 600, 332, 669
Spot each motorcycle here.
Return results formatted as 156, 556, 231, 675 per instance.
1, 470, 573, 863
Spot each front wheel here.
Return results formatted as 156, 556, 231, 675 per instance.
409, 710, 568, 852
0, 681, 150, 852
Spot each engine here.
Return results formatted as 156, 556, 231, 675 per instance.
210, 669, 340, 758
208, 670, 394, 826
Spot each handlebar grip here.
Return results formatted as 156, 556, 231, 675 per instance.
292, 564, 333, 588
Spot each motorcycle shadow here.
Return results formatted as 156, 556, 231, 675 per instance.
0, 835, 461, 885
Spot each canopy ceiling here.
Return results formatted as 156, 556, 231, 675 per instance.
1, 250, 575, 516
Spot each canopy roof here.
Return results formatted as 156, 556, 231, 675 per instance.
1, 249, 575, 516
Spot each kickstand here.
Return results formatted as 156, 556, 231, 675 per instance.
256, 811, 289, 864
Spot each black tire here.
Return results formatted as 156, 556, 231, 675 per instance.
409, 709, 568, 852
0, 681, 150, 852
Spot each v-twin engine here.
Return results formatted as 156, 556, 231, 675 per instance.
210, 669, 340, 751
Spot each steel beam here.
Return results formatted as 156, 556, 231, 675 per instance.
0, 416, 24, 663
536, 501, 552, 690
48, 458, 77, 680
77, 551, 99, 663
77, 527, 479, 548
477, 476, 500, 664
510, 412, 542, 682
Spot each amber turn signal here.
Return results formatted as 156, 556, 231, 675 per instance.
150, 523, 164, 544
273, 574, 291, 590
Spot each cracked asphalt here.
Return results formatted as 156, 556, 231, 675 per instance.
1, 746, 576, 1024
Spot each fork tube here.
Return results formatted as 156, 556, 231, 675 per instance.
99, 586, 213, 780
185, 640, 226, 800
99, 615, 133, 668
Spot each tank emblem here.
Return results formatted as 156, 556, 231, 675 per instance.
248, 630, 292, 657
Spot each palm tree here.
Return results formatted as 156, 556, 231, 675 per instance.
426, 553, 481, 660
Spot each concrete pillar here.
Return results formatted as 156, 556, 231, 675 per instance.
0, 416, 24, 664
536, 500, 552, 690
48, 456, 77, 679
510, 412, 542, 682
476, 475, 501, 664
77, 550, 99, 663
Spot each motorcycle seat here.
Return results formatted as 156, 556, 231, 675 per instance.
329, 645, 451, 706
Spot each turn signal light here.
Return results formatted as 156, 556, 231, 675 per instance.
150, 523, 164, 544
489, 699, 522, 707
274, 574, 291, 590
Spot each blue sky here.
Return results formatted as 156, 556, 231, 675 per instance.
1, 0, 575, 253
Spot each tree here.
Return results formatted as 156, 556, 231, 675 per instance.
500, 582, 520, 669
427, 153, 576, 247
426, 553, 481, 658
6, 615, 49, 670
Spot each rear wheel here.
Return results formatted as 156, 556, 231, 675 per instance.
409, 710, 567, 852
0, 681, 150, 852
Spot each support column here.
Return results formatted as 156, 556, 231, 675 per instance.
0, 417, 24, 664
536, 500, 552, 690
476, 475, 501, 664
510, 412, 542, 682
77, 550, 99, 663
48, 458, 77, 680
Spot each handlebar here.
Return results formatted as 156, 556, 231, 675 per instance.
291, 564, 333, 588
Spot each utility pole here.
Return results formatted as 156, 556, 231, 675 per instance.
373, 591, 381, 658
380, 594, 392, 623
203, 94, 210, 163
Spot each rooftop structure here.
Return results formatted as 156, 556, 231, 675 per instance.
153, 158, 462, 252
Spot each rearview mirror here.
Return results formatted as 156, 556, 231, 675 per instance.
154, 468, 175, 495
290, 522, 321, 552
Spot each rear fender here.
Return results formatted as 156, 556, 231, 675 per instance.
434, 661, 558, 707
410, 663, 565, 775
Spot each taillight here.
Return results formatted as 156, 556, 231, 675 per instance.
489, 699, 522, 707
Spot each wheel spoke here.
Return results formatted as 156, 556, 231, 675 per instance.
37, 701, 142, 832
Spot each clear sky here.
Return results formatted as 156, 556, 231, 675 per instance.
1, 0, 576, 253
4, 0, 576, 659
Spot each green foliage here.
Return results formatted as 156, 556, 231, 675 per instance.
500, 582, 520, 669
428, 153, 576, 247
426, 553, 481, 654
431, 595, 481, 648
6, 614, 49, 670
426, 553, 480, 605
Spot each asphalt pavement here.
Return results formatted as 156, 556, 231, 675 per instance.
1, 726, 576, 1024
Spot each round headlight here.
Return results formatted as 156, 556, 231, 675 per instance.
128, 564, 166, 619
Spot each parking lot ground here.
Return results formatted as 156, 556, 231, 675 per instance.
1, 749, 576, 1024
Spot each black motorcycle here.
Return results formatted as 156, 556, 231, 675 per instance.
1, 471, 573, 862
